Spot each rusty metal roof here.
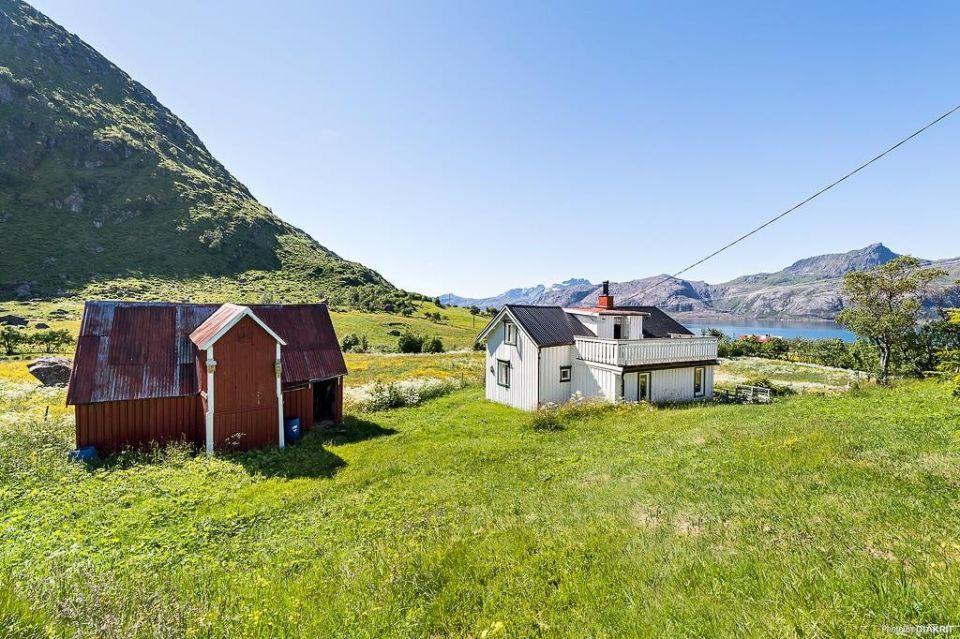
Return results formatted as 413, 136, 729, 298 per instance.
67, 301, 346, 405
189, 303, 287, 349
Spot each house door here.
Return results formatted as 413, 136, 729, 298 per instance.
638, 373, 651, 402
623, 372, 639, 402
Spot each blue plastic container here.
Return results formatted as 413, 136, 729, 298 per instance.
68, 445, 98, 462
284, 417, 302, 444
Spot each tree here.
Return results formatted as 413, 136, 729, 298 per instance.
31, 329, 73, 354
836, 256, 946, 384
0, 326, 24, 356
397, 332, 425, 354
423, 336, 444, 353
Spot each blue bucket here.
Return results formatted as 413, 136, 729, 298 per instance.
68, 445, 98, 462
284, 417, 302, 444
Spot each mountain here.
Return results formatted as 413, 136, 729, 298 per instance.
441, 278, 594, 309
0, 0, 395, 304
442, 244, 960, 320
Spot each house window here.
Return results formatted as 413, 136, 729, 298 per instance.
497, 359, 511, 388
694, 367, 705, 397
504, 322, 517, 346
559, 366, 571, 383
638, 373, 650, 401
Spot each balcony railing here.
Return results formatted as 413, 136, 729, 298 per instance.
574, 336, 718, 367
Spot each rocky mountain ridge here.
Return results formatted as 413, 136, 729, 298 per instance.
441, 244, 960, 320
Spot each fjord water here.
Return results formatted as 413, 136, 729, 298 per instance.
683, 318, 856, 342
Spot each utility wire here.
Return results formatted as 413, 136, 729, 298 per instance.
620, 104, 960, 304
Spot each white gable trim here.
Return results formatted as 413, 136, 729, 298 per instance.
475, 307, 539, 348
197, 306, 288, 350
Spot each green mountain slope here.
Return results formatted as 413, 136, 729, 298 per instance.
0, 0, 395, 305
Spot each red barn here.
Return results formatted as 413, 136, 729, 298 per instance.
66, 301, 346, 455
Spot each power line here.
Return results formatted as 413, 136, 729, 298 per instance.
620, 104, 960, 304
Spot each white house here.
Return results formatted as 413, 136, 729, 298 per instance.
476, 283, 718, 410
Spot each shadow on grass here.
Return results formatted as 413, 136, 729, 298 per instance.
76, 416, 396, 479
231, 415, 396, 479
319, 414, 397, 445
231, 436, 346, 480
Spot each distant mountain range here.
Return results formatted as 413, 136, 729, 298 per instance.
441, 244, 960, 320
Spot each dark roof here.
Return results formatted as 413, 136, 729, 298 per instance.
67, 301, 346, 405
626, 306, 694, 338
504, 305, 592, 347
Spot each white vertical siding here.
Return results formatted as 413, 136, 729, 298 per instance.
572, 361, 620, 402
649, 365, 715, 403
538, 345, 574, 405
485, 317, 540, 410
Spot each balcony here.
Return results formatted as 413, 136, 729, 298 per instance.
574, 336, 718, 368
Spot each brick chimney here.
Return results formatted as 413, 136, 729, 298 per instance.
598, 280, 614, 310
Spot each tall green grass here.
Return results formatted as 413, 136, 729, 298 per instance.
1, 376, 959, 637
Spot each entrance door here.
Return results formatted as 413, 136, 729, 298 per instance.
638, 373, 651, 402
312, 379, 337, 424
623, 372, 638, 402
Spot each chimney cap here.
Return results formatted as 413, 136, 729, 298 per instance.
602, 280, 610, 296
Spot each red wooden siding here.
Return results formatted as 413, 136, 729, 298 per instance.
212, 316, 279, 451
283, 385, 314, 430
76, 396, 203, 454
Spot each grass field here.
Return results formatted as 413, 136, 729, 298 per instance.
1, 367, 959, 637
344, 351, 483, 388
0, 299, 483, 354
716, 356, 861, 393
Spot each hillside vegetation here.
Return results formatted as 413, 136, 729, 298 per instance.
1, 376, 959, 637
0, 0, 396, 306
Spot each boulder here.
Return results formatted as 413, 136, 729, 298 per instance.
28, 357, 72, 386
34, 322, 50, 329
0, 314, 28, 326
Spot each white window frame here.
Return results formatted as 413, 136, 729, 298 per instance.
559, 366, 571, 383
497, 359, 511, 388
694, 367, 705, 397
504, 321, 517, 346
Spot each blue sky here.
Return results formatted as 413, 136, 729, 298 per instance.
31, 1, 960, 297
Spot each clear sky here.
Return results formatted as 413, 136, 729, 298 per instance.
29, 1, 960, 297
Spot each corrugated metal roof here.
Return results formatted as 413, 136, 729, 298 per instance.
188, 303, 247, 349
67, 301, 346, 405
505, 305, 592, 347
628, 306, 694, 338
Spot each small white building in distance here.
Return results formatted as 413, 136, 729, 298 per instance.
476, 282, 718, 411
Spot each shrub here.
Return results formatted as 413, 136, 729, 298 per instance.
742, 376, 795, 396
340, 333, 368, 353
0, 326, 24, 356
29, 329, 73, 354
355, 378, 459, 411
422, 336, 444, 353
472, 341, 485, 351
397, 332, 425, 354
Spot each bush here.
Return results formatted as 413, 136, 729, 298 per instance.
30, 329, 73, 354
356, 378, 459, 411
340, 333, 368, 353
742, 376, 795, 396
0, 326, 24, 356
397, 332, 425, 354
472, 341, 485, 351
422, 336, 444, 353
